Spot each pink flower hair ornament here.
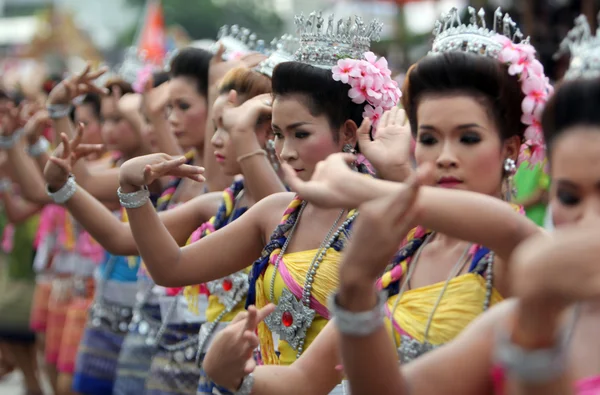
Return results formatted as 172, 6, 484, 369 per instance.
332, 52, 402, 132
132, 64, 158, 94
494, 35, 553, 168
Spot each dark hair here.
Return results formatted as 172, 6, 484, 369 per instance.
271, 61, 364, 139
80, 93, 102, 121
169, 47, 212, 99
541, 77, 600, 153
104, 78, 134, 95
402, 52, 525, 141
219, 67, 271, 98
152, 71, 170, 88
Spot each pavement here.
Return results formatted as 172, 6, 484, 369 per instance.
0, 371, 52, 395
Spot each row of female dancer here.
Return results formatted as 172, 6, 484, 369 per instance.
0, 5, 598, 395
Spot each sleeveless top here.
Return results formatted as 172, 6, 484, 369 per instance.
248, 197, 357, 366
183, 180, 248, 324
378, 204, 524, 364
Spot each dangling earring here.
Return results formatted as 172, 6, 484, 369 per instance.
502, 158, 517, 202
342, 144, 358, 171
342, 143, 356, 154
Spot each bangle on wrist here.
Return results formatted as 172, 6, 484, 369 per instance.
211, 373, 254, 395
328, 290, 387, 337
0, 179, 12, 193
26, 137, 50, 157
47, 104, 73, 120
0, 128, 24, 149
493, 322, 571, 384
46, 175, 77, 204
237, 149, 266, 163
117, 185, 150, 209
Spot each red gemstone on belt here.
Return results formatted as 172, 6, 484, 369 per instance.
222, 279, 232, 291
282, 311, 293, 327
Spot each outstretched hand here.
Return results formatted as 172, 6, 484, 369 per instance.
119, 153, 206, 189
24, 109, 51, 145
47, 64, 108, 105
340, 164, 433, 281
203, 304, 275, 390
0, 102, 24, 137
44, 123, 105, 189
357, 107, 413, 182
282, 152, 366, 209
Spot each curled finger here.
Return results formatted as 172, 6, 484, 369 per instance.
74, 144, 105, 160
60, 133, 72, 160
86, 67, 108, 81
48, 157, 72, 174
76, 64, 91, 82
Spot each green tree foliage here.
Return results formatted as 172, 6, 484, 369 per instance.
124, 0, 283, 44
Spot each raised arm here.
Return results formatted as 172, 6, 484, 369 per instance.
0, 182, 43, 224
502, 225, 600, 395
45, 142, 222, 255
0, 104, 52, 204
141, 78, 183, 156
119, 153, 282, 286
224, 91, 287, 201
283, 154, 541, 262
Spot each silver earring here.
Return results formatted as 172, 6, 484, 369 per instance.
342, 144, 356, 154
502, 158, 517, 202
342, 144, 358, 171
503, 158, 516, 174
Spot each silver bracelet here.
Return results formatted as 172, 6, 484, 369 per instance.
328, 290, 387, 337
0, 178, 12, 193
47, 104, 73, 120
233, 373, 255, 395
26, 137, 50, 157
493, 325, 569, 384
0, 128, 24, 149
211, 374, 254, 395
46, 175, 77, 204
117, 185, 150, 209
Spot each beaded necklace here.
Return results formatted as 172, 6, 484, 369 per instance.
264, 201, 358, 359
388, 231, 495, 363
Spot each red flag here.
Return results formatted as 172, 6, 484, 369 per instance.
138, 0, 166, 65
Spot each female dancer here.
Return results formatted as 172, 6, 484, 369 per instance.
42, 47, 262, 393
117, 15, 392, 393
289, 23, 600, 394
45, 62, 279, 394
0, 174, 43, 395
199, 7, 550, 394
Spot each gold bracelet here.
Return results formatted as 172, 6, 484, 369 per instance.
237, 149, 266, 163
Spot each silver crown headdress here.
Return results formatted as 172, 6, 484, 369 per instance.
255, 34, 298, 78
293, 11, 383, 69
117, 47, 148, 85
211, 25, 266, 60
430, 7, 527, 58
555, 14, 600, 80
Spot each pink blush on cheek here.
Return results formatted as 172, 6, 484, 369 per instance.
296, 133, 339, 173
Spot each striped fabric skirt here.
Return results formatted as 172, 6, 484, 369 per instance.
71, 300, 133, 395
45, 276, 73, 364
112, 303, 162, 395
29, 277, 52, 332
145, 322, 202, 395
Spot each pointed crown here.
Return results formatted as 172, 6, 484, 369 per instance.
555, 14, 600, 80
117, 47, 149, 84
430, 7, 527, 58
212, 25, 266, 60
254, 34, 298, 78
293, 11, 383, 69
